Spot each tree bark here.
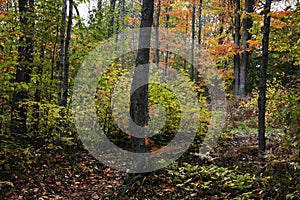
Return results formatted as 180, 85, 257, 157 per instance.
119, 0, 125, 68
109, 0, 117, 36
163, 6, 170, 75
195, 0, 203, 83
56, 0, 67, 151
258, 0, 272, 153
240, 0, 254, 97
197, 0, 203, 47
233, 0, 241, 98
154, 0, 161, 66
58, 0, 67, 107
190, 0, 195, 81
62, 0, 73, 107
130, 0, 154, 166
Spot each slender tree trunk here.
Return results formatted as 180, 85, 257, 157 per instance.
129, 0, 154, 170
195, 0, 203, 83
56, 0, 67, 150
240, 0, 254, 97
183, 11, 188, 70
190, 0, 195, 81
115, 0, 121, 43
50, 24, 59, 102
109, 0, 117, 36
11, 0, 34, 134
120, 0, 125, 68
258, 0, 271, 154
197, 0, 203, 47
58, 0, 67, 107
62, 0, 73, 107
234, 0, 241, 98
218, 0, 225, 45
154, 0, 161, 66
164, 6, 170, 75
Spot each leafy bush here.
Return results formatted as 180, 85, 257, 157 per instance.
95, 64, 209, 150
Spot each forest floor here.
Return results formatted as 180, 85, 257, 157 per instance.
1, 130, 300, 200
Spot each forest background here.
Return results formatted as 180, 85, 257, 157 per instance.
0, 0, 299, 198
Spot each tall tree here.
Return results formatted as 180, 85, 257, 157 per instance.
58, 0, 73, 107
233, 0, 241, 97
154, 0, 161, 66
196, 0, 203, 83
197, 0, 203, 47
11, 0, 34, 134
109, 0, 117, 36
63, 0, 73, 107
258, 0, 272, 153
57, 0, 73, 150
239, 0, 254, 97
58, 0, 67, 107
190, 0, 196, 81
130, 0, 154, 160
120, 0, 125, 67
164, 3, 171, 75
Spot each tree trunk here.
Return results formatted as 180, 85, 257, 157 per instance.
233, 0, 241, 98
56, 0, 67, 151
129, 0, 154, 170
197, 0, 203, 47
183, 11, 188, 70
195, 0, 203, 83
258, 0, 272, 154
109, 0, 117, 36
62, 0, 73, 107
11, 0, 34, 134
163, 6, 170, 76
58, 0, 67, 107
120, 0, 125, 68
190, 0, 195, 81
154, 0, 161, 66
240, 0, 254, 97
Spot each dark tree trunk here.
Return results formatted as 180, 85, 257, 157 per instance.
258, 0, 272, 154
163, 6, 170, 75
197, 0, 203, 47
195, 0, 203, 83
109, 0, 117, 36
233, 0, 241, 98
240, 0, 254, 97
49, 23, 59, 102
154, 0, 161, 66
129, 0, 154, 168
120, 0, 125, 67
11, 0, 34, 134
190, 0, 195, 81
